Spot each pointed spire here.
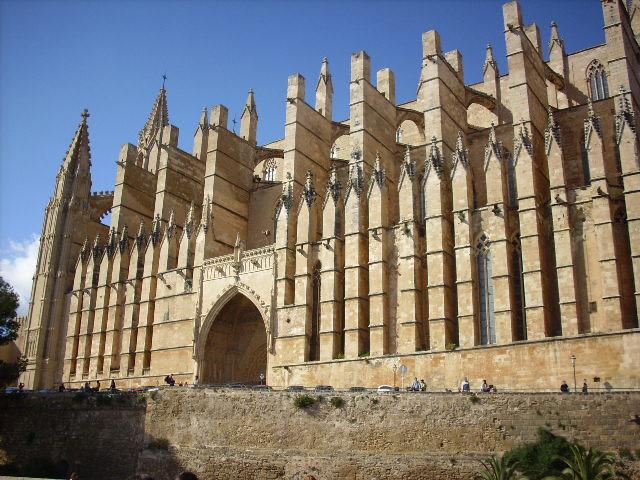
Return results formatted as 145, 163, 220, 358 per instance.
200, 195, 212, 233
240, 89, 258, 144
584, 99, 602, 145
452, 131, 469, 171
92, 233, 102, 259
119, 224, 129, 253
151, 213, 162, 246
303, 170, 317, 207
106, 227, 118, 257
281, 172, 294, 211
80, 236, 90, 261
136, 219, 146, 250
166, 210, 176, 239
401, 146, 416, 179
138, 85, 169, 153
615, 85, 637, 144
545, 107, 562, 153
315, 57, 334, 120
328, 165, 342, 203
548, 21, 565, 55
62, 109, 92, 176
483, 44, 499, 77
185, 202, 195, 239
514, 119, 533, 160
373, 151, 386, 187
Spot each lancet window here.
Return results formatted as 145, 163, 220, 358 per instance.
264, 158, 277, 182
309, 262, 321, 361
587, 61, 609, 101
477, 233, 496, 345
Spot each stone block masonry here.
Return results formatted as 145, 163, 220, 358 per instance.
1, 390, 639, 480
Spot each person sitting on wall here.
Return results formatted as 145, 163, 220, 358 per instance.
460, 377, 470, 393
560, 380, 570, 393
481, 380, 491, 393
420, 379, 426, 392
164, 374, 176, 386
58, 382, 66, 392
83, 381, 91, 393
410, 377, 420, 391
94, 380, 101, 392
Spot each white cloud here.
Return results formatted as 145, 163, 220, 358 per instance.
0, 235, 39, 316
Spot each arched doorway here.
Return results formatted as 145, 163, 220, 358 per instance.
200, 293, 267, 385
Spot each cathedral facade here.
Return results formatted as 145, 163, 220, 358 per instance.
19, 0, 640, 390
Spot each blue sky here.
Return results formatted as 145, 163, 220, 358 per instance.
0, 0, 604, 312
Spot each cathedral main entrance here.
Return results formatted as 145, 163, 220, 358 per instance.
200, 293, 267, 385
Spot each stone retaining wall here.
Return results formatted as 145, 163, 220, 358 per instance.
1, 390, 638, 479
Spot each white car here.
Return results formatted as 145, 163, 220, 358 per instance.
377, 385, 395, 393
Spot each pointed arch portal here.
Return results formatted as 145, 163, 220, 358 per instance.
198, 292, 268, 385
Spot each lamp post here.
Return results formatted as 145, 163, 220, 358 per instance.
570, 354, 576, 393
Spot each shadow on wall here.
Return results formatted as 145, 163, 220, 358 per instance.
0, 392, 185, 480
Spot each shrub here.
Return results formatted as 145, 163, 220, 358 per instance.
358, 351, 370, 358
330, 396, 345, 408
446, 342, 458, 351
503, 428, 575, 480
294, 394, 316, 409
371, 398, 379, 405
96, 394, 112, 406
619, 447, 633, 460
147, 438, 170, 450
469, 394, 480, 404
335, 353, 345, 360
72, 392, 87, 403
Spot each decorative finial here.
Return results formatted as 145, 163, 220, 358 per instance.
162, 73, 167, 90
303, 170, 317, 207
81, 109, 90, 123
374, 151, 386, 187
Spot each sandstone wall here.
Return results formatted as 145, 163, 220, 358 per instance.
1, 390, 639, 480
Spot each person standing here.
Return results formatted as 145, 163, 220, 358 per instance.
581, 380, 588, 394
110, 379, 116, 393
560, 380, 569, 393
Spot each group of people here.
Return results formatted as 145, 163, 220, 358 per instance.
459, 378, 497, 393
560, 379, 593, 393
410, 378, 427, 391
164, 374, 200, 387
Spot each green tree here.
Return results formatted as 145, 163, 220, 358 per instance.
477, 455, 527, 480
504, 429, 575, 479
0, 276, 26, 387
544, 445, 619, 480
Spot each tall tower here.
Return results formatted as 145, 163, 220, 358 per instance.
21, 110, 94, 389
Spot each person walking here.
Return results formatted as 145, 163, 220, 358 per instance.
581, 379, 588, 394
110, 379, 117, 393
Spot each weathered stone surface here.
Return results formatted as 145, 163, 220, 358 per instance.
1, 391, 639, 480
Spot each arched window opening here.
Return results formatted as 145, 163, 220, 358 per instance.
330, 144, 339, 159
309, 262, 321, 361
477, 233, 496, 345
580, 133, 591, 185
418, 186, 427, 234
511, 236, 527, 341
396, 127, 403, 143
507, 155, 518, 209
263, 158, 277, 182
587, 61, 609, 101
